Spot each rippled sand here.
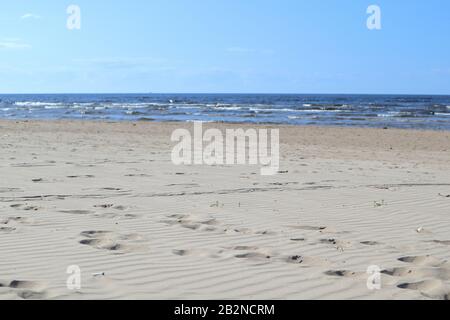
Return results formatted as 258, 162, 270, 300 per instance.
1, 120, 450, 300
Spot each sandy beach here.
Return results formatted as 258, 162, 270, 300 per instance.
1, 119, 450, 300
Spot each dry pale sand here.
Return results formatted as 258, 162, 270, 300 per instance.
1, 120, 450, 300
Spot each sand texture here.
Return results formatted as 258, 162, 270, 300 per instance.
1, 120, 450, 300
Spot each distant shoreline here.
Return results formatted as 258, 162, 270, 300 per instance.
2, 118, 450, 132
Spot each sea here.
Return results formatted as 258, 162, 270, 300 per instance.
1, 93, 450, 130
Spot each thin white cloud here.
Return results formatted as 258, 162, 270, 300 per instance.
226, 47, 254, 53
21, 13, 41, 20
0, 39, 31, 50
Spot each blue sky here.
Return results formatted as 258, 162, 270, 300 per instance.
1, 0, 449, 94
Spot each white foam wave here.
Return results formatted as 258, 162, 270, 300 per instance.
173, 105, 202, 110
249, 107, 297, 112
14, 101, 63, 107
214, 106, 243, 111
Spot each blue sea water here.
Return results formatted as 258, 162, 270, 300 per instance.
1, 93, 450, 130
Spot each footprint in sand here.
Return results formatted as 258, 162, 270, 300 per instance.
324, 270, 363, 278
94, 204, 114, 209
66, 175, 95, 179
171, 245, 329, 268
319, 238, 351, 251
398, 279, 438, 290
285, 255, 330, 267
60, 210, 95, 215
162, 214, 220, 232
254, 230, 277, 236
163, 214, 276, 236
112, 205, 128, 211
101, 187, 123, 191
228, 246, 259, 251
379, 255, 450, 299
172, 249, 224, 259
290, 238, 307, 242
8, 280, 45, 290
360, 241, 382, 246
23, 206, 40, 211
79, 230, 146, 253
382, 267, 417, 277
398, 255, 445, 267
384, 254, 450, 279
0, 226, 16, 233
235, 252, 273, 261
227, 245, 275, 262
398, 279, 450, 300
225, 227, 253, 235
0, 280, 49, 300
94, 204, 130, 211
80, 238, 127, 252
60, 206, 138, 220
95, 212, 140, 220
289, 225, 327, 231
223, 227, 276, 236
16, 290, 49, 300
1, 217, 24, 224
382, 266, 450, 281
172, 245, 273, 262
227, 246, 328, 267
1, 216, 32, 227
10, 204, 40, 211
80, 230, 112, 238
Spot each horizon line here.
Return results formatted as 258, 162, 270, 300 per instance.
1, 92, 450, 96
